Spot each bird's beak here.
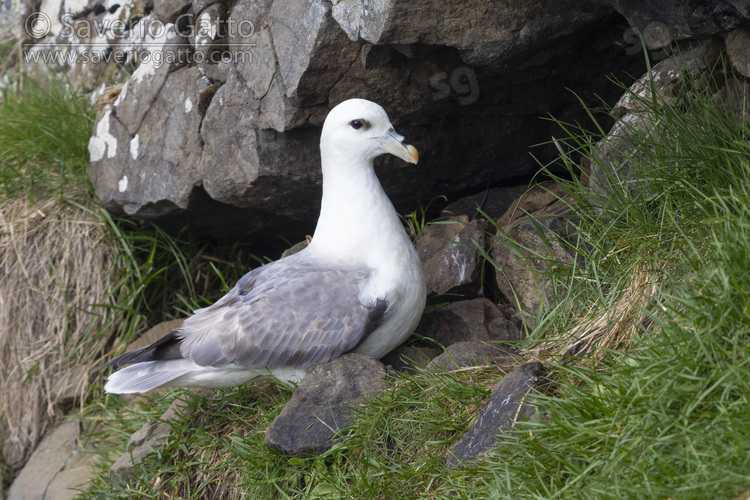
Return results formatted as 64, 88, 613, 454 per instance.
378, 130, 419, 164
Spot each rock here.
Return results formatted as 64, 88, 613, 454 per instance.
108, 319, 188, 403
494, 183, 568, 230
726, 28, 750, 78
8, 419, 96, 500
492, 185, 578, 316
193, 0, 222, 16
446, 362, 546, 468
191, 3, 228, 63
588, 41, 721, 198
265, 353, 385, 456
280, 239, 310, 258
197, 70, 325, 224
603, 0, 749, 50
83, 0, 645, 239
331, 0, 613, 66
416, 216, 485, 296
270, 0, 359, 107
109, 395, 193, 482
614, 39, 721, 114
126, 318, 187, 351
492, 217, 574, 317
154, 0, 192, 24
91, 66, 212, 218
417, 298, 521, 347
428, 340, 517, 371
381, 344, 442, 373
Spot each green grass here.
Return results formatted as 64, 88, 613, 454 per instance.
0, 74, 94, 199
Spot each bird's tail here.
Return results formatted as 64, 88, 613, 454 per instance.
104, 361, 186, 394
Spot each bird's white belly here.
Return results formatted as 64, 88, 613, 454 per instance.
353, 263, 426, 359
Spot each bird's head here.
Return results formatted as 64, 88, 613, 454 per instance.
320, 99, 419, 166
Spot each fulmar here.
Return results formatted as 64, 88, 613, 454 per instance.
105, 98, 427, 394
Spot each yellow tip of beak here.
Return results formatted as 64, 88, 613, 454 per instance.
379, 132, 419, 165
405, 144, 419, 164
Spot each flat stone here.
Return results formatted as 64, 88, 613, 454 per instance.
51, 365, 93, 412
265, 353, 386, 456
8, 419, 96, 500
446, 362, 546, 468
126, 318, 186, 352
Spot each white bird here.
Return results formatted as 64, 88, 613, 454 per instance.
105, 98, 427, 394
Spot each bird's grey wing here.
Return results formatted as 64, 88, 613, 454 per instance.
176, 259, 387, 369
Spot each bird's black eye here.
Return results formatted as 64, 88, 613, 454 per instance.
350, 119, 366, 130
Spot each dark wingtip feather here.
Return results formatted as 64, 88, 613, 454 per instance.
107, 331, 184, 366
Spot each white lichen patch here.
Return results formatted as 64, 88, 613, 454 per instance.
185, 97, 193, 113
88, 109, 118, 161
197, 11, 217, 45
130, 134, 140, 159
118, 175, 128, 192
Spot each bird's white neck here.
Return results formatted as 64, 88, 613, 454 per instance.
307, 150, 411, 269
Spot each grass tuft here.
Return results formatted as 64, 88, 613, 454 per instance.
0, 74, 94, 200
473, 62, 750, 498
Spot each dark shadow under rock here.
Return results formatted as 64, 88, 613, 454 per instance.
446, 362, 546, 468
417, 298, 522, 348
440, 186, 530, 221
265, 353, 386, 456
381, 344, 442, 374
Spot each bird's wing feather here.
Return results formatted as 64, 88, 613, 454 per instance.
106, 331, 182, 366
176, 255, 388, 369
